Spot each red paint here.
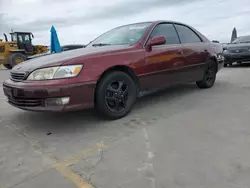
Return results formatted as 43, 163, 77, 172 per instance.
3, 21, 223, 112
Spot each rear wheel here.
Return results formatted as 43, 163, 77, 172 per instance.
96, 71, 137, 119
8, 53, 26, 68
196, 60, 217, 89
3, 64, 12, 69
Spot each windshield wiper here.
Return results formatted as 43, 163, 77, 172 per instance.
92, 43, 112, 47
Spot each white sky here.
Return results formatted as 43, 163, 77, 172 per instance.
0, 0, 250, 45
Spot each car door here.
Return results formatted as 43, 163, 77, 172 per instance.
174, 24, 209, 82
143, 23, 187, 89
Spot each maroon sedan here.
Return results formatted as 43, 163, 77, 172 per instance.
3, 21, 224, 119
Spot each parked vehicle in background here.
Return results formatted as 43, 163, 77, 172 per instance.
223, 35, 250, 66
3, 21, 224, 119
212, 40, 220, 43
27, 44, 86, 60
0, 32, 49, 69
61, 44, 86, 51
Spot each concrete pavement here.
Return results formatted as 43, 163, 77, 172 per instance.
1, 64, 250, 188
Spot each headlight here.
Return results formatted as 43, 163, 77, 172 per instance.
27, 65, 82, 80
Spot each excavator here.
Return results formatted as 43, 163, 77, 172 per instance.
0, 31, 49, 69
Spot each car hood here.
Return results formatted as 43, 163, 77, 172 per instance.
12, 45, 130, 72
226, 43, 250, 49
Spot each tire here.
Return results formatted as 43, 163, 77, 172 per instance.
96, 71, 137, 119
196, 60, 217, 89
8, 53, 26, 68
223, 63, 227, 67
3, 64, 12, 69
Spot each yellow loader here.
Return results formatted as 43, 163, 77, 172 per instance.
0, 32, 49, 69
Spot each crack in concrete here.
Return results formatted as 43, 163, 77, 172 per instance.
1, 119, 57, 188
137, 127, 156, 188
87, 149, 104, 186
1, 118, 106, 188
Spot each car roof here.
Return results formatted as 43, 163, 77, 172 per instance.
236, 35, 250, 39
153, 20, 187, 24
128, 20, 189, 25
113, 20, 191, 30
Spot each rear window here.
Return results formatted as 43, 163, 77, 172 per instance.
175, 24, 202, 43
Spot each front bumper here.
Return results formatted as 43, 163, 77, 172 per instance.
3, 79, 96, 112
223, 51, 250, 63
216, 54, 224, 71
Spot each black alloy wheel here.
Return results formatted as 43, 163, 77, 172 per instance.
105, 80, 129, 113
205, 63, 216, 86
96, 71, 137, 119
196, 60, 217, 89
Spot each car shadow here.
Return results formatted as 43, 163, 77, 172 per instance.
9, 83, 199, 134
227, 62, 250, 68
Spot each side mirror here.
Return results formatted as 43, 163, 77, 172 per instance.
146, 36, 166, 51
149, 36, 166, 46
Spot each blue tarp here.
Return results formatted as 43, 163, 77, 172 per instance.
50, 26, 61, 53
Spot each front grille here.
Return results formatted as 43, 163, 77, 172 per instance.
7, 97, 42, 107
228, 48, 249, 53
10, 72, 26, 82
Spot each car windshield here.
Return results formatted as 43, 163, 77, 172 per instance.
89, 22, 152, 47
232, 36, 250, 44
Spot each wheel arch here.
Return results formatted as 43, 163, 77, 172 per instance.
94, 65, 140, 104
208, 55, 218, 73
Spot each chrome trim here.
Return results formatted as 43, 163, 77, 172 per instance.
10, 72, 26, 82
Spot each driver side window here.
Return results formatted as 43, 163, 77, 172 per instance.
149, 23, 180, 45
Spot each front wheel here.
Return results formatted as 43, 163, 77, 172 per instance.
8, 53, 26, 68
196, 60, 217, 89
95, 71, 137, 119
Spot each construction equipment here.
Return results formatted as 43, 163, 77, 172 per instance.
0, 31, 49, 69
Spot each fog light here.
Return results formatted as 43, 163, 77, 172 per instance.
45, 97, 70, 106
